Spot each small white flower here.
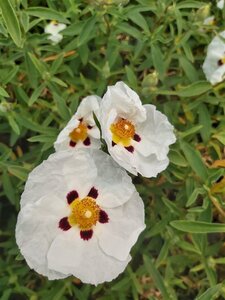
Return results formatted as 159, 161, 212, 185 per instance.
100, 81, 176, 177
203, 16, 215, 26
54, 95, 101, 152
44, 21, 66, 44
217, 0, 224, 9
16, 149, 145, 285
202, 31, 225, 85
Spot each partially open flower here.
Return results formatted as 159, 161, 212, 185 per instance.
217, 0, 224, 9
16, 149, 145, 285
44, 21, 66, 44
202, 31, 225, 85
54, 95, 101, 152
203, 16, 215, 26
100, 81, 176, 177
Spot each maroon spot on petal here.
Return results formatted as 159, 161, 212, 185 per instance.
83, 137, 91, 146
133, 133, 141, 142
125, 146, 134, 153
67, 190, 79, 204
87, 125, 93, 129
112, 141, 116, 147
87, 187, 98, 199
80, 230, 93, 240
78, 118, 83, 122
69, 140, 76, 147
218, 59, 223, 66
99, 210, 109, 224
59, 217, 71, 231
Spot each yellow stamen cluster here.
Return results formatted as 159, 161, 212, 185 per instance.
110, 119, 135, 147
68, 197, 100, 230
69, 122, 88, 142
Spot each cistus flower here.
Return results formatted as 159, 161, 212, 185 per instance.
44, 21, 66, 44
16, 149, 145, 284
203, 16, 215, 26
217, 0, 224, 9
202, 31, 225, 85
100, 81, 176, 177
54, 95, 101, 152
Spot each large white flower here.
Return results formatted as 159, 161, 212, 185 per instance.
100, 81, 176, 177
44, 21, 66, 44
202, 31, 225, 85
54, 95, 101, 152
16, 149, 145, 285
217, 0, 224, 9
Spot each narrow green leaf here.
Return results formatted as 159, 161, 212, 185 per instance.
28, 83, 46, 106
78, 16, 97, 47
26, 7, 69, 23
8, 166, 29, 181
180, 140, 208, 181
170, 220, 225, 233
143, 255, 173, 300
0, 0, 22, 47
0, 87, 9, 98
196, 283, 223, 300
177, 81, 211, 97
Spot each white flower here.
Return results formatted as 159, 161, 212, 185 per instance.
54, 95, 101, 152
217, 0, 224, 9
203, 16, 215, 26
16, 149, 145, 285
202, 31, 225, 85
44, 21, 66, 44
99, 81, 176, 177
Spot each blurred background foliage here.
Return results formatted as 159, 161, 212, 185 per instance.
0, 0, 225, 299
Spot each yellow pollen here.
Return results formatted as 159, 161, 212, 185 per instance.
68, 197, 100, 230
69, 122, 88, 142
110, 119, 135, 147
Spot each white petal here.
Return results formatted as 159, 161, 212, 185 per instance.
47, 34, 63, 44
45, 23, 66, 35
217, 0, 224, 9
91, 151, 136, 208
76, 95, 101, 121
135, 105, 176, 159
21, 150, 97, 207
47, 230, 131, 285
100, 81, 146, 126
97, 191, 145, 261
16, 195, 69, 279
202, 31, 225, 85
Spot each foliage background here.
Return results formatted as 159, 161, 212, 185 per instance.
0, 0, 225, 299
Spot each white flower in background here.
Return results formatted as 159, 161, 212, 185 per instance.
16, 149, 145, 285
44, 21, 66, 44
203, 16, 215, 26
54, 95, 101, 152
217, 0, 224, 9
100, 81, 176, 177
202, 31, 225, 85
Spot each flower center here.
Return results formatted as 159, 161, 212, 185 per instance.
69, 122, 88, 142
110, 119, 135, 139
68, 197, 100, 230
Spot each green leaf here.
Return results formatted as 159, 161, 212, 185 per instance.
26, 7, 69, 23
28, 83, 46, 106
180, 140, 208, 181
196, 283, 223, 300
77, 16, 97, 47
143, 255, 173, 300
8, 165, 29, 181
0, 87, 9, 98
127, 11, 149, 33
170, 220, 225, 233
8, 115, 20, 135
177, 81, 211, 97
151, 43, 165, 79
0, 0, 22, 47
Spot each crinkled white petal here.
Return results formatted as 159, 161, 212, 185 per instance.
135, 105, 176, 160
217, 0, 224, 9
16, 195, 69, 279
96, 191, 145, 261
21, 150, 97, 207
100, 82, 146, 130
47, 230, 131, 285
203, 16, 215, 25
47, 34, 63, 44
202, 31, 225, 85
16, 149, 143, 284
54, 95, 101, 152
44, 23, 66, 35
